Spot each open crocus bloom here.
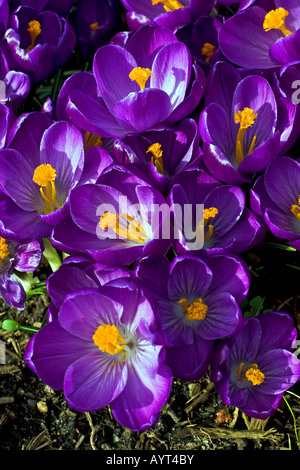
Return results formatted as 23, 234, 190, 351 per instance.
250, 156, 300, 250
51, 165, 171, 266
111, 118, 201, 193
66, 24, 205, 138
210, 311, 300, 420
1, 5, 76, 82
135, 252, 249, 380
168, 168, 266, 257
24, 285, 173, 431
218, 2, 300, 69
0, 112, 85, 243
199, 61, 294, 184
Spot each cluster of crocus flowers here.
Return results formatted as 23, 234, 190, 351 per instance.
0, 0, 300, 434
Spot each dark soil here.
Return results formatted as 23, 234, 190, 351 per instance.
1, 245, 300, 452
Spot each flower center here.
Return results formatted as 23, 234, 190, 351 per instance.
146, 143, 164, 175
152, 0, 184, 12
129, 67, 152, 90
27, 20, 41, 52
90, 22, 99, 31
93, 324, 126, 355
99, 211, 148, 244
33, 164, 62, 215
291, 195, 300, 221
234, 107, 257, 165
201, 43, 216, 63
179, 297, 208, 321
237, 362, 265, 386
84, 131, 103, 150
263, 8, 293, 36
0, 237, 9, 264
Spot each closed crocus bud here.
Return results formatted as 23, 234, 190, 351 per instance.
1, 5, 76, 83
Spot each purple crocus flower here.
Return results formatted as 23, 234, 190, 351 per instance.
1, 5, 76, 82
111, 118, 201, 193
134, 252, 249, 380
0, 236, 42, 309
120, 0, 215, 32
66, 24, 205, 138
199, 61, 295, 184
210, 311, 300, 420
0, 112, 87, 243
74, 0, 121, 60
250, 156, 300, 250
218, 1, 300, 69
0, 49, 30, 111
176, 15, 225, 74
51, 165, 171, 266
168, 168, 266, 257
24, 285, 173, 431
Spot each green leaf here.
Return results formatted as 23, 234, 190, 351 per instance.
42, 237, 62, 272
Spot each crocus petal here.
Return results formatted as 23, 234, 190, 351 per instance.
0, 148, 41, 211
199, 292, 241, 340
46, 265, 99, 308
125, 24, 177, 69
64, 351, 128, 412
168, 255, 212, 301
111, 359, 172, 432
218, 7, 281, 69
264, 157, 300, 212
93, 44, 139, 112
40, 120, 85, 194
66, 89, 130, 138
24, 320, 91, 390
165, 337, 213, 381
7, 111, 52, 166
58, 289, 123, 340
150, 41, 191, 111
0, 194, 50, 242
112, 88, 171, 133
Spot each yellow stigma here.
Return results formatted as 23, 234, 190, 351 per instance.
129, 67, 152, 90
152, 0, 184, 12
27, 20, 41, 52
204, 207, 218, 243
0, 237, 9, 262
245, 365, 265, 386
33, 163, 56, 187
90, 22, 99, 31
237, 362, 265, 386
33, 164, 62, 215
93, 324, 126, 355
234, 107, 257, 165
179, 297, 208, 321
146, 142, 164, 175
84, 131, 103, 150
291, 195, 300, 221
201, 42, 216, 63
263, 8, 293, 36
99, 212, 148, 244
